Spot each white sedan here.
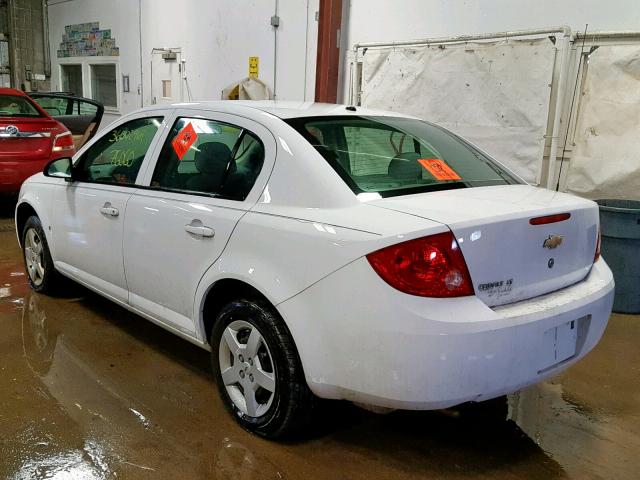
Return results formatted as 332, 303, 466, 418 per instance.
15, 101, 614, 438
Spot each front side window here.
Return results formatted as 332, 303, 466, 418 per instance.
286, 116, 520, 197
0, 95, 42, 118
76, 117, 162, 185
151, 117, 265, 200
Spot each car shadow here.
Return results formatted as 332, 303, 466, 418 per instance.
75, 287, 213, 380
0, 195, 17, 220
70, 287, 566, 478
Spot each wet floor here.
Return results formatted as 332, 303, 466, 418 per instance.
0, 207, 638, 479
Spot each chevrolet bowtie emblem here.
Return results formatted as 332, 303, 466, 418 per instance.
543, 234, 563, 249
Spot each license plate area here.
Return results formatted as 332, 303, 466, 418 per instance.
539, 319, 578, 372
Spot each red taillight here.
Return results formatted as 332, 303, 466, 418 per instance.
594, 228, 601, 262
366, 232, 474, 297
52, 132, 75, 154
529, 213, 571, 225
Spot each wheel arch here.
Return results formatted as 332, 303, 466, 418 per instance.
15, 201, 39, 247
15, 184, 57, 255
199, 277, 274, 346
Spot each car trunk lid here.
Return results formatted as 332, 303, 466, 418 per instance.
0, 118, 57, 161
370, 185, 599, 306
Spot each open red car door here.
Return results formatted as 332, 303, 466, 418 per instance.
29, 93, 104, 150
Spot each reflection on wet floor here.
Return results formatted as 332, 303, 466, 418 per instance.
0, 214, 638, 480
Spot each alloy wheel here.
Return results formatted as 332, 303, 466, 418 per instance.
24, 228, 45, 286
218, 319, 276, 417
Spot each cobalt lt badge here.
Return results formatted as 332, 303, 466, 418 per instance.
543, 234, 563, 249
5, 125, 19, 136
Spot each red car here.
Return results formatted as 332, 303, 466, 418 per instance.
1, 89, 105, 195
0, 88, 76, 194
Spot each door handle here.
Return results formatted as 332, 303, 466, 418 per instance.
100, 203, 119, 217
184, 224, 215, 238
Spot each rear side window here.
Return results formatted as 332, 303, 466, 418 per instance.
34, 96, 99, 117
32, 96, 68, 116
0, 95, 42, 118
286, 116, 519, 197
76, 117, 162, 185
151, 117, 265, 201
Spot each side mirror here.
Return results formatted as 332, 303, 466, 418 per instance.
43, 157, 74, 181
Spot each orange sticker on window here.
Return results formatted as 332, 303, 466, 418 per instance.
172, 122, 197, 160
418, 158, 461, 181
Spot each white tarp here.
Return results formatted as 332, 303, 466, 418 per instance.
359, 38, 556, 183
566, 45, 640, 200
222, 77, 272, 100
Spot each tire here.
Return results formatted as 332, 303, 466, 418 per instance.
211, 298, 314, 438
22, 216, 61, 294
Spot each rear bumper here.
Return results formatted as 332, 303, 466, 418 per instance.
0, 159, 49, 193
278, 259, 614, 410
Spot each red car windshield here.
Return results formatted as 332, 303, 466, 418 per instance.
0, 95, 42, 118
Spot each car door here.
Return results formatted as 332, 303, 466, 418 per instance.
51, 113, 168, 302
123, 110, 276, 335
30, 93, 104, 149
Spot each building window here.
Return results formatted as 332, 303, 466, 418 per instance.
61, 64, 83, 95
90, 64, 117, 108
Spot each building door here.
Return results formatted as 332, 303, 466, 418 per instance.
150, 48, 183, 105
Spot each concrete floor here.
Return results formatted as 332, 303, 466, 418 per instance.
0, 207, 638, 480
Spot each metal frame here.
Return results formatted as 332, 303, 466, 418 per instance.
349, 27, 640, 192
554, 30, 640, 191
350, 26, 572, 188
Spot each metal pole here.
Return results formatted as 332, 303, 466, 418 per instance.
576, 30, 640, 40
138, 0, 144, 107
42, 0, 51, 77
273, 0, 279, 99
546, 28, 573, 189
353, 26, 571, 50
349, 45, 357, 105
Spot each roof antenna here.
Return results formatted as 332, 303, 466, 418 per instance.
345, 106, 357, 111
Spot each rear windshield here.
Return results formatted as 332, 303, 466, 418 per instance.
0, 95, 42, 118
285, 115, 520, 197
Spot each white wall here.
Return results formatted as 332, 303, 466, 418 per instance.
47, 0, 319, 126
345, 0, 640, 44
341, 0, 640, 100
48, 0, 142, 126
47, 0, 640, 117
140, 0, 316, 105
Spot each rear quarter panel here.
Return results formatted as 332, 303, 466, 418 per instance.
193, 203, 448, 344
